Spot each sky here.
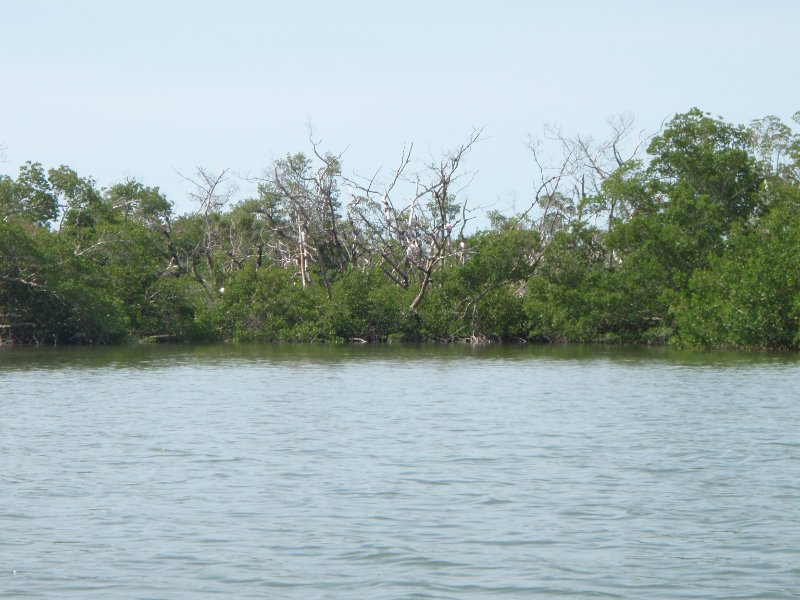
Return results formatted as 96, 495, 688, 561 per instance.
2, 0, 799, 219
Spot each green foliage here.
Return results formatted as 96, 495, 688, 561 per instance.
675, 182, 800, 348
523, 222, 675, 344
89, 219, 208, 339
451, 228, 540, 340
0, 162, 59, 226
460, 228, 540, 290
42, 249, 129, 344
0, 220, 48, 343
49, 165, 112, 233
144, 276, 214, 342
208, 266, 329, 342
325, 267, 413, 341
646, 109, 762, 265
104, 179, 173, 228
0, 221, 127, 344
524, 227, 610, 341
414, 277, 461, 341
3, 109, 800, 348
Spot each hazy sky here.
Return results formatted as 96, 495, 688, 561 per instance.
2, 0, 798, 217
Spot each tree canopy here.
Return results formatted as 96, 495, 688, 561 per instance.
2, 109, 799, 349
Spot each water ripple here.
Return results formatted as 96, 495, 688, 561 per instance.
2, 345, 800, 598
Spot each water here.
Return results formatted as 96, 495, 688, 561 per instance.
2, 344, 800, 599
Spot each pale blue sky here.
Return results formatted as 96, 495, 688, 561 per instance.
2, 0, 798, 217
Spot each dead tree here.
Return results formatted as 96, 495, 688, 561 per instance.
179, 167, 234, 288
347, 128, 484, 313
520, 114, 651, 269
255, 145, 348, 296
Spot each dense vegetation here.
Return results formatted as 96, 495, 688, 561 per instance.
2, 109, 799, 348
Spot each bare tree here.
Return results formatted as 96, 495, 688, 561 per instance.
347, 128, 484, 313
747, 115, 799, 180
519, 114, 652, 268
178, 167, 234, 288
255, 143, 347, 296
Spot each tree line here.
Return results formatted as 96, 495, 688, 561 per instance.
2, 108, 799, 348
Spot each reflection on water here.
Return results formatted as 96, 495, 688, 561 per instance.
2, 344, 799, 598
2, 341, 797, 371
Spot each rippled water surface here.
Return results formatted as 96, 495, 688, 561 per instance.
2, 344, 800, 598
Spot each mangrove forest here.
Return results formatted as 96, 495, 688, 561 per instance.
2, 108, 800, 349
